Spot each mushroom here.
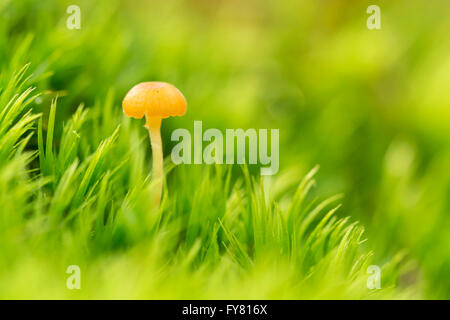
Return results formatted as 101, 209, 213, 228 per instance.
122, 82, 187, 208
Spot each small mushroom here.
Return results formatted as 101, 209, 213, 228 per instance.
123, 82, 187, 208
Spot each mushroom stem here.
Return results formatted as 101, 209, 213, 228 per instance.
145, 116, 163, 209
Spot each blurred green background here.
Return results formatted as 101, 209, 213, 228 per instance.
0, 0, 449, 298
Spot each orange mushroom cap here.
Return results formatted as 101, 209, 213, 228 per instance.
122, 82, 187, 119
